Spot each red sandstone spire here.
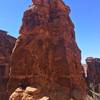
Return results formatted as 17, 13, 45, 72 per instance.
8, 0, 87, 99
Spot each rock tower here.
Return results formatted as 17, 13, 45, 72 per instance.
8, 0, 87, 99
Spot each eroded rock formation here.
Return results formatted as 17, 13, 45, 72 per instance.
8, 0, 87, 99
0, 30, 16, 100
86, 57, 100, 93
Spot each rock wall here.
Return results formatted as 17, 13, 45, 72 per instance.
8, 0, 87, 100
0, 30, 16, 100
86, 57, 100, 93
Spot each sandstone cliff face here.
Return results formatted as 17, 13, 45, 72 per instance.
0, 30, 16, 100
86, 57, 100, 93
8, 0, 87, 99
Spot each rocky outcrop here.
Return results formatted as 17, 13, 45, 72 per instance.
82, 64, 88, 78
0, 30, 16, 100
86, 57, 100, 93
8, 0, 87, 100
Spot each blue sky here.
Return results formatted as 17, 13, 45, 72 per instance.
0, 0, 100, 63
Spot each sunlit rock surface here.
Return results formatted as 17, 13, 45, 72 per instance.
8, 0, 87, 100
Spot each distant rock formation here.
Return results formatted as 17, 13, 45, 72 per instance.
8, 0, 87, 100
0, 30, 16, 100
86, 57, 100, 93
82, 64, 88, 78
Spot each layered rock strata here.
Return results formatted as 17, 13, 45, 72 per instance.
8, 0, 87, 100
